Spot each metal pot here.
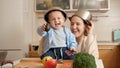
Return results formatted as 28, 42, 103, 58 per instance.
75, 9, 92, 21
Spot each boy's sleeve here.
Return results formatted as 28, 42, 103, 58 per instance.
69, 33, 77, 49
37, 26, 46, 36
67, 29, 77, 49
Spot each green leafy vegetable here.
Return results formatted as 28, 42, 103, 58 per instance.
73, 52, 96, 68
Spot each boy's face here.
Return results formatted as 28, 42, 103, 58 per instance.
48, 11, 65, 29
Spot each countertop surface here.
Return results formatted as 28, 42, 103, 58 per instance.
14, 58, 104, 68
98, 41, 120, 45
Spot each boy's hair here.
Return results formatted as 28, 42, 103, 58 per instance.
44, 7, 67, 23
73, 52, 96, 68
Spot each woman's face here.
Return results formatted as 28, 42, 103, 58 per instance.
70, 16, 85, 38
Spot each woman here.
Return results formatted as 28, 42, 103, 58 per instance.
69, 10, 99, 59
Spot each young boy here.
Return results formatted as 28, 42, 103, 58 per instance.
38, 7, 78, 60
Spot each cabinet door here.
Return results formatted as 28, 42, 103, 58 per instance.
35, 0, 70, 12
76, 0, 110, 12
0, 0, 24, 60
98, 45, 120, 68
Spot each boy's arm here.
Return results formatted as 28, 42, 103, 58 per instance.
37, 26, 47, 36
69, 32, 78, 53
64, 27, 78, 53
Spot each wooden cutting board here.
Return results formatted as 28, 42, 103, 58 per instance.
15, 58, 72, 68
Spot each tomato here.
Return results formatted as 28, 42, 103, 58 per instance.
46, 59, 57, 68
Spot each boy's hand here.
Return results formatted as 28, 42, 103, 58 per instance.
41, 23, 50, 32
65, 48, 78, 56
70, 47, 78, 54
41, 23, 47, 31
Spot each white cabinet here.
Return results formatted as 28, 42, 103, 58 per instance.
35, 0, 110, 12
72, 0, 110, 12
35, 0, 70, 12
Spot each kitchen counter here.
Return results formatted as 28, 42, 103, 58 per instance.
98, 41, 120, 46
14, 58, 104, 68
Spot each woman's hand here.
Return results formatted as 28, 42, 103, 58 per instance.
85, 20, 94, 35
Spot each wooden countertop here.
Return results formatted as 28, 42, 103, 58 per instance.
15, 58, 72, 68
14, 58, 104, 68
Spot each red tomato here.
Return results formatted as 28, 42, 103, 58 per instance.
46, 59, 57, 68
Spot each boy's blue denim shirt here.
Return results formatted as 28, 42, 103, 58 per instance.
38, 26, 77, 53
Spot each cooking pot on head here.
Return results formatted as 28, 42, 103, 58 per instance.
75, 9, 92, 21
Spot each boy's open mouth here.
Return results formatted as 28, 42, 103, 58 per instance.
55, 23, 61, 25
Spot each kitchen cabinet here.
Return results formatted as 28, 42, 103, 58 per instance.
98, 45, 120, 68
35, 0, 110, 12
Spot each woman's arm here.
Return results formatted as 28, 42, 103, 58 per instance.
85, 34, 99, 59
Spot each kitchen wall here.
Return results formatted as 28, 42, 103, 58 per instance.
94, 0, 120, 42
